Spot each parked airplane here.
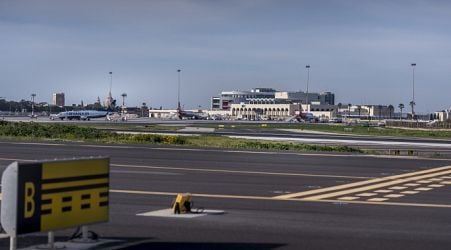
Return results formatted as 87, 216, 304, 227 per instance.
290, 110, 317, 122
175, 105, 207, 120
50, 110, 111, 121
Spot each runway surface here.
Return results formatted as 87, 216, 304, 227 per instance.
3, 116, 451, 157
0, 140, 451, 249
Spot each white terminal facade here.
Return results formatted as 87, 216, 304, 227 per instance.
211, 88, 337, 120
149, 87, 397, 121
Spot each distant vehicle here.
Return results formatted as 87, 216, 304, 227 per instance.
328, 118, 343, 123
50, 110, 111, 121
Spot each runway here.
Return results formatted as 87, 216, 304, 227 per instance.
3, 116, 451, 157
0, 140, 451, 249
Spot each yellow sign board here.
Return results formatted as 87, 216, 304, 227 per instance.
1, 157, 109, 235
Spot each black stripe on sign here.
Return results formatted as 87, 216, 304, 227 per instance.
41, 183, 109, 194
41, 209, 52, 215
81, 204, 90, 210
62, 206, 72, 212
62, 196, 72, 202
100, 191, 108, 197
99, 201, 108, 207
41, 174, 109, 184
81, 194, 91, 200
42, 199, 52, 205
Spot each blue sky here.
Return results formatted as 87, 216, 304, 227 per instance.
1, 0, 450, 112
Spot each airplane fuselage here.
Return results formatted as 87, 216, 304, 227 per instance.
51, 110, 109, 121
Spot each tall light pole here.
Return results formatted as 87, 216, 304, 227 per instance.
177, 69, 181, 111
410, 63, 416, 119
305, 65, 311, 114
121, 93, 127, 107
31, 93, 36, 117
121, 92, 127, 118
109, 72, 113, 93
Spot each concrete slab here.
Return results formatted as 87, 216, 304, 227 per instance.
178, 127, 215, 132
137, 208, 225, 218
19, 239, 123, 250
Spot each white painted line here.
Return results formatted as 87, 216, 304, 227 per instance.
227, 135, 451, 148
111, 163, 368, 179
111, 170, 182, 176
111, 189, 451, 209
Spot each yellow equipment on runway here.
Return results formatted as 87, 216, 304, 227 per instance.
172, 193, 192, 214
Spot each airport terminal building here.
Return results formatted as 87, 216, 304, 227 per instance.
211, 88, 337, 120
211, 88, 335, 111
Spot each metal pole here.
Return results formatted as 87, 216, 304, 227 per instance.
177, 69, 181, 110
48, 231, 55, 248
305, 65, 310, 111
82, 226, 89, 241
411, 63, 416, 119
10, 235, 16, 250
31, 93, 36, 117
109, 72, 113, 94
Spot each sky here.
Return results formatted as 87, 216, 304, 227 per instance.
1, 0, 451, 112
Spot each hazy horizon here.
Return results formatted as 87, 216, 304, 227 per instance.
1, 1, 451, 112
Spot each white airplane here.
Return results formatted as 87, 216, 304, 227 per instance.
50, 110, 111, 121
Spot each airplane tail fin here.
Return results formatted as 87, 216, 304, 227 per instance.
106, 99, 117, 113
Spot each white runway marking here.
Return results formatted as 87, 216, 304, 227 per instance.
227, 135, 451, 148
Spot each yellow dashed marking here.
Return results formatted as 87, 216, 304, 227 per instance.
368, 198, 388, 202
300, 167, 451, 201
385, 194, 405, 198
338, 196, 359, 201
404, 183, 420, 187
442, 176, 451, 179
374, 189, 392, 193
390, 186, 408, 190
401, 191, 419, 194
272, 165, 451, 207
440, 181, 451, 185
357, 193, 377, 197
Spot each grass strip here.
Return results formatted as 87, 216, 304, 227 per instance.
0, 121, 361, 153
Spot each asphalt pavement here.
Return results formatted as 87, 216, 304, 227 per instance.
0, 140, 451, 249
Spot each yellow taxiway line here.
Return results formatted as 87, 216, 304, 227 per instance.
110, 189, 451, 209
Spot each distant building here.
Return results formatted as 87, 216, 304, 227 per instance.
52, 93, 65, 107
211, 97, 221, 110
338, 105, 395, 119
211, 87, 335, 110
104, 91, 114, 108
433, 108, 451, 121
214, 88, 277, 110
